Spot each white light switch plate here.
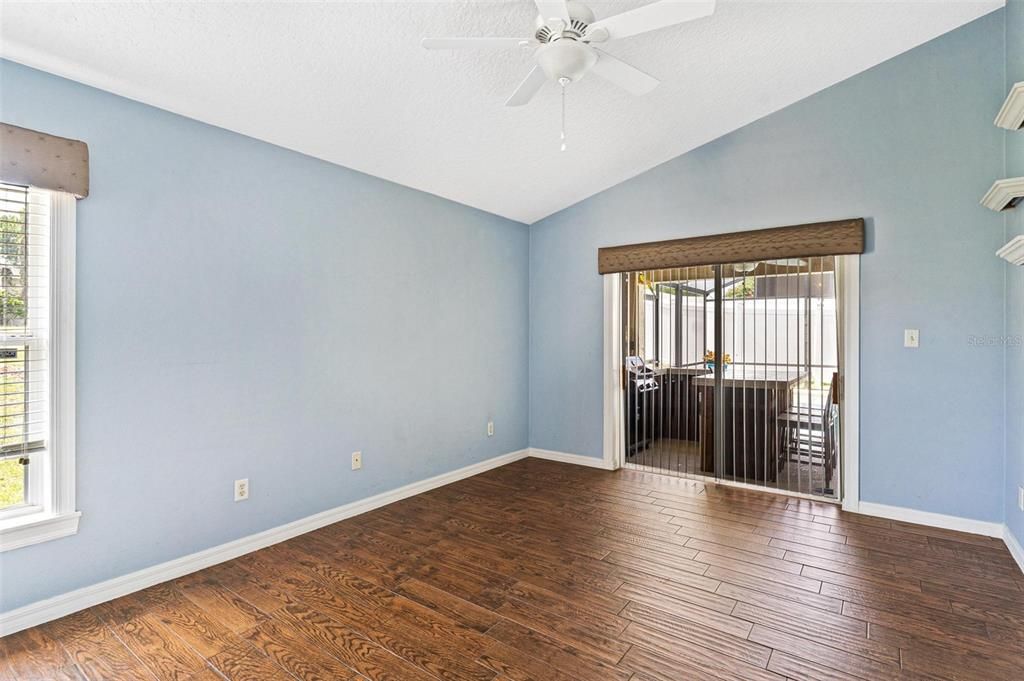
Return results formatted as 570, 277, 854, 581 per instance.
1018, 485, 1024, 512
351, 451, 362, 470
487, 421, 494, 437
904, 329, 919, 348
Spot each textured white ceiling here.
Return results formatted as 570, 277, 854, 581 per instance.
0, 1, 1004, 223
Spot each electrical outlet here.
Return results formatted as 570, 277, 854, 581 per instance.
234, 478, 249, 502
1018, 485, 1024, 512
351, 451, 362, 470
487, 421, 494, 437
903, 329, 919, 348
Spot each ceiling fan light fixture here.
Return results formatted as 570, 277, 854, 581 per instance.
536, 40, 597, 83
422, 0, 718, 110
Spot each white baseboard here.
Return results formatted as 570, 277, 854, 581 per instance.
527, 447, 614, 470
856, 501, 1004, 538
1004, 525, 1024, 574
0, 448, 529, 636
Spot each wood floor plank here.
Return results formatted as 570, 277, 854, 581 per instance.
493, 597, 631, 664
841, 600, 990, 642
716, 580, 843, 616
1, 627, 86, 681
615, 582, 751, 637
273, 603, 439, 681
621, 602, 770, 667
602, 550, 716, 588
801, 564, 922, 594
110, 613, 208, 680
175, 573, 267, 634
618, 645, 742, 681
151, 591, 246, 659
896, 634, 1024, 681
485, 619, 632, 681
699, 551, 821, 588
685, 535, 791, 562
206, 642, 294, 680
766, 650, 864, 681
621, 622, 782, 681
241, 620, 360, 681
42, 611, 159, 681
394, 577, 502, 633
706, 565, 833, 610
614, 569, 737, 614
747, 624, 901, 681
475, 638, 587, 681
185, 667, 225, 681
356, 612, 497, 681
731, 603, 898, 666
9, 458, 1021, 681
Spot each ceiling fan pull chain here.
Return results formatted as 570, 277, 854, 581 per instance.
559, 76, 569, 152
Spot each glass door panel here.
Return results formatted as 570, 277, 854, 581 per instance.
621, 258, 841, 501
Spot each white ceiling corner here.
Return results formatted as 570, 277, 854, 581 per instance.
0, 1, 1005, 224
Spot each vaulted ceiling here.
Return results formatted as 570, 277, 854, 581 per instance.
0, 1, 1004, 223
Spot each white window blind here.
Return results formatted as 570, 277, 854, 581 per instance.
0, 179, 77, 553
0, 183, 49, 464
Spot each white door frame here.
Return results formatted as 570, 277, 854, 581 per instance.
838, 254, 860, 511
602, 274, 624, 470
601, 255, 861, 507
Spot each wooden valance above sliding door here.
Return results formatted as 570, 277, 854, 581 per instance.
597, 218, 864, 274
1, 123, 89, 198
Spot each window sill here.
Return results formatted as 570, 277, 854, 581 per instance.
0, 510, 81, 552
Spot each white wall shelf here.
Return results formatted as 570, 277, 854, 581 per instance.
981, 177, 1024, 211
997, 235, 1024, 266
995, 81, 1024, 131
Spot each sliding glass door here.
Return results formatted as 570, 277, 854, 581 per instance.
621, 257, 842, 500
622, 267, 709, 477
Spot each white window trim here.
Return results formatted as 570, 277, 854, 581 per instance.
0, 190, 78, 552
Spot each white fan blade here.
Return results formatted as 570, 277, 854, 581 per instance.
505, 66, 548, 107
588, 0, 715, 41
422, 37, 531, 50
590, 50, 660, 96
535, 0, 571, 25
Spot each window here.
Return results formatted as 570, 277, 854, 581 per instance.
0, 182, 78, 551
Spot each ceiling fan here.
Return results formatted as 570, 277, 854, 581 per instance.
422, 1, 716, 107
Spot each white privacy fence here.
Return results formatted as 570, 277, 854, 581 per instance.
717, 298, 838, 370
659, 297, 838, 373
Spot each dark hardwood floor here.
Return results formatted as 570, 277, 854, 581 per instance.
3, 458, 1023, 681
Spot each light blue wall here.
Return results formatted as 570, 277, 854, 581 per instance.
530, 11, 1009, 522
1005, 0, 1024, 548
0, 60, 530, 612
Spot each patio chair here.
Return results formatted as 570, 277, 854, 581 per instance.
777, 372, 840, 493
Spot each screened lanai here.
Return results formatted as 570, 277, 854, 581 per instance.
622, 257, 843, 500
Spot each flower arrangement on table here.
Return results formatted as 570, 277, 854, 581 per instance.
703, 351, 732, 371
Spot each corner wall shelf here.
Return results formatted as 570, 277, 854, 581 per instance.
995, 82, 1024, 130
997, 235, 1024, 266
983, 175, 1024, 209
981, 177, 1024, 211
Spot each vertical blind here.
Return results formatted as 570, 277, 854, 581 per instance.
621, 258, 842, 500
0, 182, 49, 459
